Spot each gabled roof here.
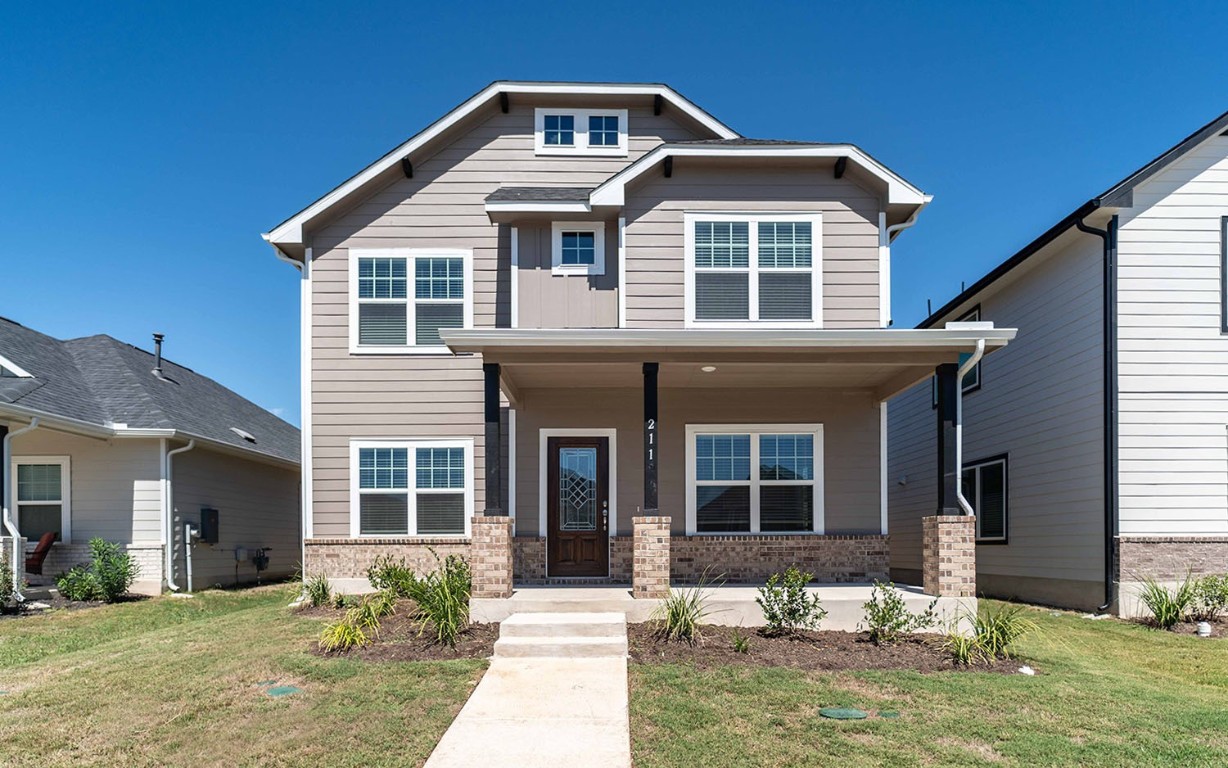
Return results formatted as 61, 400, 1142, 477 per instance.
0, 318, 299, 466
264, 81, 740, 254
920, 106, 1228, 328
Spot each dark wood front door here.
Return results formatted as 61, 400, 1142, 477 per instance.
547, 436, 610, 577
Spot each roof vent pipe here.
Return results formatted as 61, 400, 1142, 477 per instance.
152, 333, 165, 377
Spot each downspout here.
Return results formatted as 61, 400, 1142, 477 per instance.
1075, 214, 1119, 612
163, 439, 196, 591
954, 340, 986, 515
2, 418, 40, 601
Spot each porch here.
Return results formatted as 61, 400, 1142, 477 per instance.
445, 326, 1015, 603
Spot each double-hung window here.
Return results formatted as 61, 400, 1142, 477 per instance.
350, 249, 473, 353
352, 440, 473, 537
534, 109, 628, 156
685, 425, 824, 534
685, 213, 822, 327
11, 456, 70, 543
962, 455, 1007, 542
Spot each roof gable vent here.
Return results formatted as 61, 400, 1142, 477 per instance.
229, 427, 257, 443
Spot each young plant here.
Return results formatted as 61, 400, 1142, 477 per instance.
332, 592, 351, 610
860, 581, 939, 644
943, 626, 986, 666
1192, 574, 1228, 622
89, 538, 138, 602
1138, 574, 1196, 630
757, 566, 826, 636
319, 618, 370, 653
0, 551, 14, 609
969, 602, 1038, 659
366, 555, 418, 598
304, 573, 332, 608
406, 551, 471, 646
651, 571, 720, 644
731, 627, 752, 654
57, 565, 102, 602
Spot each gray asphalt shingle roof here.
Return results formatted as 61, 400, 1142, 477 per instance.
485, 187, 594, 202
0, 318, 299, 464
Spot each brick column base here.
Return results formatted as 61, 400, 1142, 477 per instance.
471, 516, 513, 599
633, 516, 671, 599
922, 515, 976, 598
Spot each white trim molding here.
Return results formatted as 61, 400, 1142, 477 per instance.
348, 438, 475, 539
551, 221, 607, 276
537, 428, 618, 563
301, 248, 313, 543
348, 247, 474, 355
510, 227, 520, 329
683, 211, 823, 329
10, 454, 71, 544
684, 424, 824, 536
0, 353, 33, 379
534, 108, 628, 157
617, 216, 627, 328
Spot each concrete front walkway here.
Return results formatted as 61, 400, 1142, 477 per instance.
423, 656, 631, 768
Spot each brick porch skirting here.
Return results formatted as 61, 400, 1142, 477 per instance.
670, 534, 890, 584
303, 538, 471, 580
1117, 536, 1228, 582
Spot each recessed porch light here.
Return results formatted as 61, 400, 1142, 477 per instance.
700, 365, 716, 373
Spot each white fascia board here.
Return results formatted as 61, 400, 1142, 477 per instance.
265, 83, 737, 248
441, 327, 1017, 351
589, 145, 930, 208
484, 201, 592, 214
0, 353, 33, 379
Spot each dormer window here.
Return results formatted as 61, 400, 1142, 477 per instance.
535, 109, 628, 156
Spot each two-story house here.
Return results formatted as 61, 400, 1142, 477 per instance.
889, 107, 1228, 616
265, 81, 1015, 601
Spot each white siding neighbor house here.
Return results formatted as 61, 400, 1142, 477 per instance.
889, 107, 1228, 615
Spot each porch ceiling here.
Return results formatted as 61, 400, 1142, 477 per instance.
443, 326, 1017, 401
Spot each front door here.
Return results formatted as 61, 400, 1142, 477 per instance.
547, 436, 610, 577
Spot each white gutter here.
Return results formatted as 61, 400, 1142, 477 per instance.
162, 439, 196, 591
954, 339, 986, 516
3, 418, 40, 601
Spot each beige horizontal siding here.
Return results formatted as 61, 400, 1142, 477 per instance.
515, 222, 618, 329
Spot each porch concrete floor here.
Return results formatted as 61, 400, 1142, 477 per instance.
472, 583, 975, 631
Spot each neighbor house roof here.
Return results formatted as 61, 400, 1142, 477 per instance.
919, 105, 1228, 328
264, 81, 740, 254
0, 317, 299, 466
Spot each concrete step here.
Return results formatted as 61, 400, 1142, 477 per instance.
493, 635, 629, 659
499, 612, 627, 639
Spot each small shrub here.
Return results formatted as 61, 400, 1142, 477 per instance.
89, 538, 138, 602
943, 626, 986, 666
970, 603, 1037, 659
332, 592, 351, 610
1193, 574, 1228, 621
304, 573, 332, 608
0, 551, 14, 608
57, 565, 102, 602
319, 618, 370, 653
651, 570, 719, 644
757, 566, 827, 635
1138, 574, 1196, 630
366, 555, 417, 598
860, 581, 938, 644
732, 627, 751, 654
406, 551, 471, 646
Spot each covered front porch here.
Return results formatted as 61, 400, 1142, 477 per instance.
444, 326, 1013, 603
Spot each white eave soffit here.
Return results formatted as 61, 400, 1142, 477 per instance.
264, 82, 739, 247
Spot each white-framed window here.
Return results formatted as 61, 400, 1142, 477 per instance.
534, 108, 628, 156
349, 248, 474, 354
962, 455, 1007, 543
11, 456, 71, 544
350, 439, 474, 537
551, 221, 606, 276
684, 424, 824, 535
684, 212, 823, 328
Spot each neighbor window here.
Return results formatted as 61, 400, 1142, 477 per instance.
535, 109, 627, 155
351, 249, 472, 353
12, 456, 70, 543
686, 213, 822, 327
551, 222, 606, 275
931, 306, 983, 406
1221, 216, 1227, 333
352, 441, 472, 536
686, 425, 823, 534
962, 456, 1007, 542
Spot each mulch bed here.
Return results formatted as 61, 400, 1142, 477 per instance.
303, 604, 497, 661
1167, 617, 1228, 638
628, 624, 1015, 673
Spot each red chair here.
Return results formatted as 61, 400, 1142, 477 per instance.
24, 532, 57, 575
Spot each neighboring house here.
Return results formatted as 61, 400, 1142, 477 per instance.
889, 108, 1228, 615
265, 80, 1014, 598
0, 318, 301, 594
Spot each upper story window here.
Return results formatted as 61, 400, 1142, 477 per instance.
534, 108, 628, 156
551, 221, 606, 276
684, 212, 823, 328
349, 248, 473, 355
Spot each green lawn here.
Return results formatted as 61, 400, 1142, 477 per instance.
0, 586, 482, 768
630, 605, 1228, 767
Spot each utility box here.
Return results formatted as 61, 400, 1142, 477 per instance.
199, 508, 220, 544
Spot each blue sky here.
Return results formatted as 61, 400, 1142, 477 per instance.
3, 2, 1227, 426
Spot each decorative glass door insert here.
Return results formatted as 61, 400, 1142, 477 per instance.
558, 447, 598, 531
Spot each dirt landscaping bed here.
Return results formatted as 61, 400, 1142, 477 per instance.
1169, 617, 1228, 638
0, 593, 148, 620
302, 604, 497, 661
628, 624, 1019, 673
